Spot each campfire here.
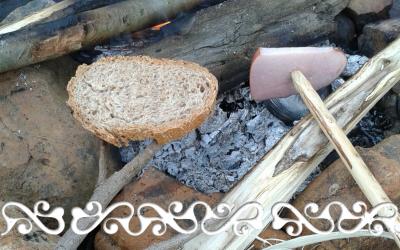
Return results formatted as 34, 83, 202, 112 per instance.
0, 0, 400, 250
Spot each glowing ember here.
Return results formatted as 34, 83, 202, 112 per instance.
151, 21, 171, 31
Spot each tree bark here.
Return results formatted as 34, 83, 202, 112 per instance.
131, 0, 350, 91
0, 0, 202, 74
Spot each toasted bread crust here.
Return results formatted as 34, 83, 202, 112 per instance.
67, 56, 218, 147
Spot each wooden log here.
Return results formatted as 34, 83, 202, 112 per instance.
0, 0, 127, 35
292, 70, 400, 247
0, 0, 32, 22
131, 0, 350, 92
175, 38, 400, 250
0, 0, 202, 74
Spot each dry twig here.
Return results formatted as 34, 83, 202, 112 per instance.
56, 142, 162, 250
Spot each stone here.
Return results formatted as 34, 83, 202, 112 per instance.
252, 228, 290, 250
94, 167, 222, 250
347, 0, 393, 31
348, 0, 393, 15
0, 57, 100, 224
0, 201, 59, 249
332, 14, 357, 50
284, 135, 400, 249
359, 18, 400, 56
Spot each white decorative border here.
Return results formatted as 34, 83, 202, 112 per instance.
71, 201, 263, 236
0, 200, 399, 245
270, 201, 400, 236
0, 200, 263, 236
1, 201, 64, 235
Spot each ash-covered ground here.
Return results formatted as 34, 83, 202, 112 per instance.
121, 87, 289, 193
120, 54, 375, 194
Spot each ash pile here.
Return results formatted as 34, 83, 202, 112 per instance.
120, 53, 393, 193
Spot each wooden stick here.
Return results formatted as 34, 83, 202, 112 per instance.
291, 70, 400, 247
180, 38, 400, 250
96, 141, 108, 186
56, 142, 162, 250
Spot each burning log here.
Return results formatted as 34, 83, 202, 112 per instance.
131, 0, 350, 91
152, 37, 400, 250
0, 0, 128, 34
0, 0, 202, 73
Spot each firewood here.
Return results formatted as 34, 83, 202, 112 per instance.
131, 0, 350, 91
0, 0, 202, 74
162, 37, 400, 250
0, 0, 127, 35
291, 70, 400, 247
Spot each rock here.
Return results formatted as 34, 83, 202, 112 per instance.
332, 14, 357, 50
0, 57, 100, 225
285, 135, 400, 249
348, 0, 393, 15
94, 167, 222, 250
252, 228, 290, 250
346, 0, 393, 31
0, 201, 59, 249
359, 18, 400, 56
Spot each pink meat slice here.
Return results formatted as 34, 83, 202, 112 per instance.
250, 47, 347, 101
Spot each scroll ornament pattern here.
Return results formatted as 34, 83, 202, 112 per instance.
1, 200, 399, 241
1, 201, 64, 236
0, 200, 264, 236
270, 201, 400, 236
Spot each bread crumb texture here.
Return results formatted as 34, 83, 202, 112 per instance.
67, 56, 218, 147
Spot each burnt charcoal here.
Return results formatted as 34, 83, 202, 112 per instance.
349, 109, 392, 147
70, 50, 102, 64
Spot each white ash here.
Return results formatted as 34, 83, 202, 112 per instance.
120, 87, 290, 193
342, 54, 369, 77
332, 54, 369, 91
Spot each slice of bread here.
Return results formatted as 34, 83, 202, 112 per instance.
67, 56, 218, 147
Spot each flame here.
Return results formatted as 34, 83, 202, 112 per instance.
151, 21, 171, 31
